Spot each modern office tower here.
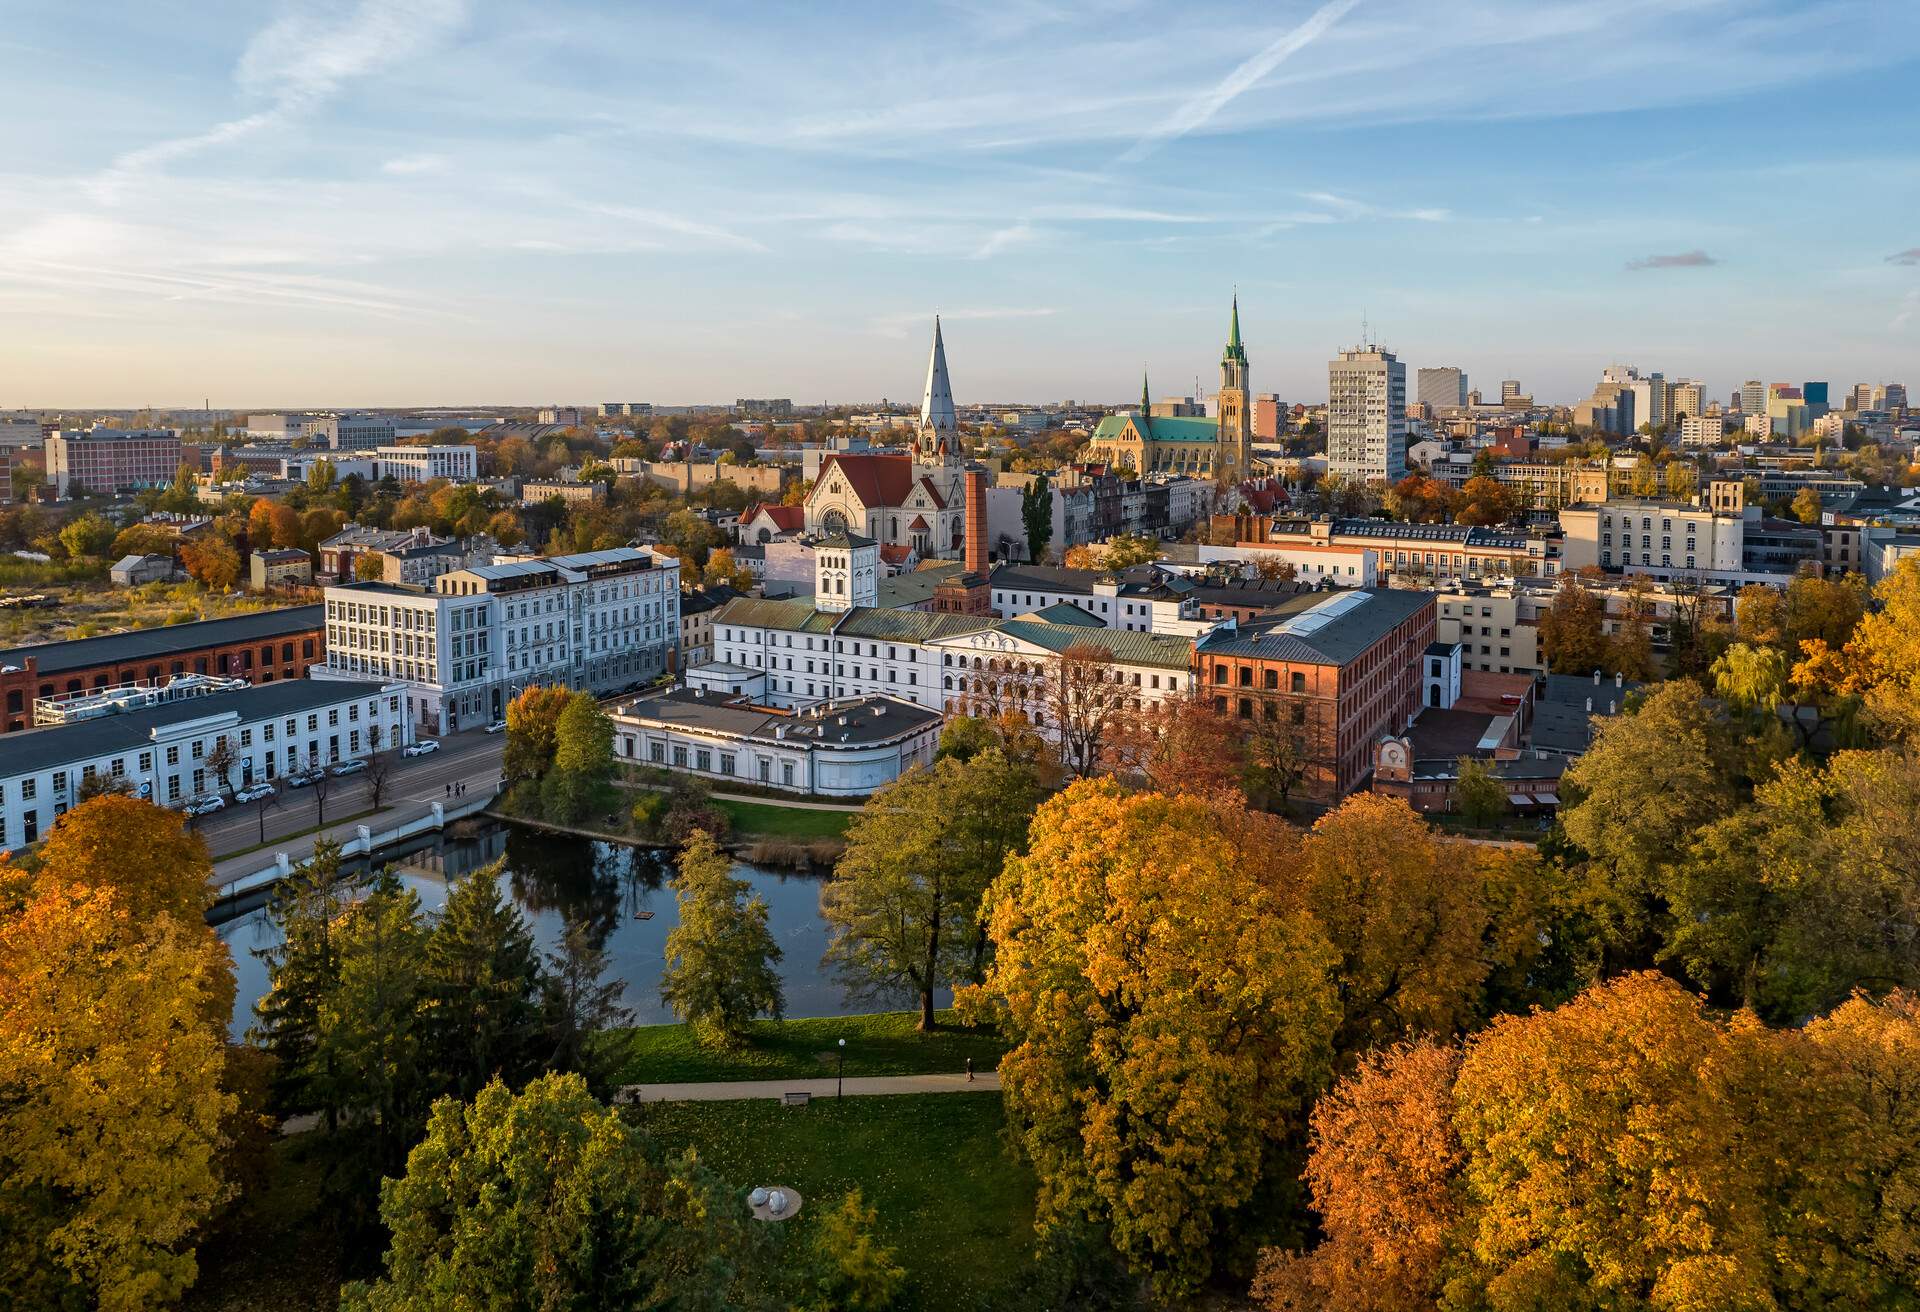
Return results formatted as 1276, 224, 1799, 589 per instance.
1849, 383, 1874, 412
1327, 345, 1407, 485
1416, 366, 1468, 413
1501, 379, 1522, 402
1887, 383, 1909, 410
1741, 380, 1768, 415
1669, 379, 1705, 420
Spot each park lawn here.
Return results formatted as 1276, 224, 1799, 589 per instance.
714, 797, 853, 839
632, 1093, 1038, 1312
604, 1009, 1011, 1085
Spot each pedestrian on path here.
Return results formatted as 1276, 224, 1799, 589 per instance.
965, 1056, 973, 1082
445, 783, 451, 798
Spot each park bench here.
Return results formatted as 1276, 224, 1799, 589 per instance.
782, 1090, 811, 1107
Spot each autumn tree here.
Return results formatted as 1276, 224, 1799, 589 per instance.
58, 510, 115, 558
36, 793, 217, 924
1045, 641, 1134, 778
0, 881, 236, 1311
180, 536, 241, 591
1114, 689, 1246, 796
1736, 581, 1786, 647
1606, 577, 1657, 681
353, 552, 387, 581
246, 497, 276, 549
1297, 793, 1548, 1057
660, 830, 785, 1046
1254, 1040, 1461, 1312
1243, 712, 1309, 811
1453, 754, 1507, 827
543, 690, 616, 823
972, 781, 1339, 1298
1454, 475, 1515, 527
1020, 471, 1053, 563
268, 501, 302, 549
341, 1074, 766, 1312
1790, 485, 1824, 524
1538, 575, 1610, 675
503, 683, 572, 784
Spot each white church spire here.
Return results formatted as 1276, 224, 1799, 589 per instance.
918, 316, 957, 460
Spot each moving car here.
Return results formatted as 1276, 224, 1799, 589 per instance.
284, 766, 324, 787
235, 782, 276, 803
402, 739, 441, 757
328, 758, 368, 777
485, 719, 507, 734
184, 794, 226, 816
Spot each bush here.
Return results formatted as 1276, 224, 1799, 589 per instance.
664, 802, 731, 847
629, 792, 668, 836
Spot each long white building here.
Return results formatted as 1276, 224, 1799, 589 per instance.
317, 546, 680, 734
0, 678, 403, 848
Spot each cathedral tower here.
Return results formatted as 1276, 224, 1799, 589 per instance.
1216, 294, 1251, 481
917, 316, 959, 464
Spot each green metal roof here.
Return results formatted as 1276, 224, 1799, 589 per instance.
711, 596, 837, 634
1090, 413, 1220, 444
836, 609, 994, 643
992, 621, 1193, 668
1224, 293, 1247, 365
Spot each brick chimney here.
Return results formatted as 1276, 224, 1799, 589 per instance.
964, 468, 987, 575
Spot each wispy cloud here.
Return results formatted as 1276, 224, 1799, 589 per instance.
1888, 248, 1920, 266
971, 222, 1042, 260
1121, 0, 1363, 162
382, 153, 450, 176
90, 0, 469, 202
869, 307, 1057, 338
1626, 249, 1719, 271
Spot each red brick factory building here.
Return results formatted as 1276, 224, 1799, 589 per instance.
0, 605, 325, 733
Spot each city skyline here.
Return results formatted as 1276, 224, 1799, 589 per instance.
4, 0, 1919, 408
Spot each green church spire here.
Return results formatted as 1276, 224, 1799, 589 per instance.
1141, 366, 1150, 414
1223, 291, 1247, 365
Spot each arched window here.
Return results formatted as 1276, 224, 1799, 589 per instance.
822, 509, 849, 533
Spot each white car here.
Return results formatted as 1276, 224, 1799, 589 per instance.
484, 720, 507, 734
235, 782, 276, 803
184, 794, 226, 816
328, 758, 368, 777
402, 739, 441, 757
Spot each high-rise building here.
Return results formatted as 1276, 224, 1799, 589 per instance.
1669, 379, 1705, 421
1327, 345, 1407, 485
1416, 367, 1468, 413
1628, 373, 1668, 433
1501, 379, 1522, 402
1802, 382, 1830, 414
1887, 383, 1909, 411
1848, 383, 1874, 412
1740, 380, 1768, 416
1254, 394, 1283, 440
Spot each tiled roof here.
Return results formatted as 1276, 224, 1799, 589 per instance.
991, 621, 1193, 668
711, 596, 838, 635
819, 453, 915, 508
742, 502, 804, 532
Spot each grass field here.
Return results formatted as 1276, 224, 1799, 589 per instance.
632, 1093, 1039, 1311
605, 1009, 1010, 1085
714, 797, 854, 839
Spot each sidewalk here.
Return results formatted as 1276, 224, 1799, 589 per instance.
210, 795, 451, 890
618, 1072, 1001, 1103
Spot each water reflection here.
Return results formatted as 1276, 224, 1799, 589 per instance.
215, 819, 927, 1038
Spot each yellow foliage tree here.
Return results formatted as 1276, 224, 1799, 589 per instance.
35, 793, 217, 923
974, 780, 1339, 1299
0, 882, 235, 1310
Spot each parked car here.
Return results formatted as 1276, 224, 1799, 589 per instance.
485, 719, 507, 734
285, 766, 324, 787
235, 782, 276, 803
402, 739, 441, 757
184, 794, 226, 816
328, 758, 368, 777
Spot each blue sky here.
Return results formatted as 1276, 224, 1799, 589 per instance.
3, 0, 1918, 409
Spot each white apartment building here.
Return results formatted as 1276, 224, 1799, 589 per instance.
0, 678, 403, 847
1680, 414, 1726, 446
370, 445, 479, 483
1628, 373, 1668, 434
1560, 501, 1743, 576
1327, 346, 1407, 484
317, 547, 680, 733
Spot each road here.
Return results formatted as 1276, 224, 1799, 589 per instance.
193, 729, 505, 859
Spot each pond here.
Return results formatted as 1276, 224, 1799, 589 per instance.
214, 819, 931, 1039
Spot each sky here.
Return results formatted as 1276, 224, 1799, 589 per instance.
2, 0, 1918, 410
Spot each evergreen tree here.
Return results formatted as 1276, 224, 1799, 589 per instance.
540, 919, 633, 1099
251, 839, 354, 1121
660, 831, 784, 1046
422, 860, 543, 1101
1021, 471, 1052, 564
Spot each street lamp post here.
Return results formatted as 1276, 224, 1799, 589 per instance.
837, 1037, 846, 1099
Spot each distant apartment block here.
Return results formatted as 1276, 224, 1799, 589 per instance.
1327, 346, 1408, 484
369, 444, 478, 483
1253, 393, 1283, 440
538, 407, 583, 426
46, 427, 184, 497
308, 414, 397, 451
1416, 367, 1468, 413
734, 398, 794, 417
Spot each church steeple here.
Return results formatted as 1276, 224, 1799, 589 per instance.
1224, 292, 1247, 366
918, 316, 958, 463
1141, 367, 1150, 415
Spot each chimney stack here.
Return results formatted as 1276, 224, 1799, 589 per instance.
964, 468, 987, 576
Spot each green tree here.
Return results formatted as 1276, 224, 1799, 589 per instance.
800, 1190, 907, 1312
1021, 471, 1053, 563
341, 1073, 767, 1312
826, 752, 1038, 1029
542, 691, 616, 823
503, 684, 571, 784
659, 830, 785, 1046
1712, 642, 1788, 715
250, 840, 352, 1119
1539, 576, 1611, 675
539, 919, 632, 1098
1790, 485, 1824, 524
58, 510, 115, 558
423, 861, 543, 1101
1454, 755, 1508, 827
